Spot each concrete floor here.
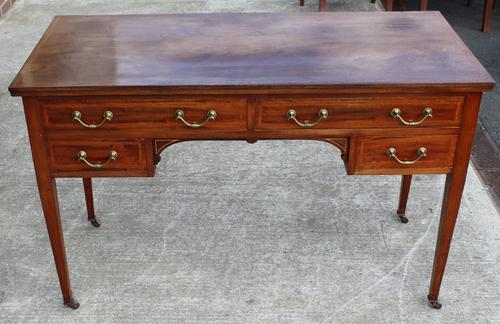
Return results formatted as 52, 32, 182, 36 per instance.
1, 1, 500, 323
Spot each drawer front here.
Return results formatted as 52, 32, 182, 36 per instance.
350, 135, 458, 174
40, 98, 247, 131
254, 96, 463, 130
47, 139, 150, 174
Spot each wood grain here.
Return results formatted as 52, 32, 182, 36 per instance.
47, 139, 151, 176
9, 12, 494, 97
22, 97, 76, 307
255, 96, 464, 130
40, 98, 247, 131
349, 135, 458, 174
11, 13, 495, 309
428, 93, 483, 305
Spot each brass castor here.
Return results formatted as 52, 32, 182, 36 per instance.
427, 295, 442, 309
398, 213, 409, 224
89, 219, 101, 228
64, 298, 80, 309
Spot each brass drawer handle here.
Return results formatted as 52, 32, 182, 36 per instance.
391, 108, 432, 126
77, 150, 118, 169
72, 111, 113, 129
175, 109, 217, 128
386, 147, 427, 165
287, 109, 328, 128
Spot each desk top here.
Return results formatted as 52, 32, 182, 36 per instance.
9, 12, 494, 96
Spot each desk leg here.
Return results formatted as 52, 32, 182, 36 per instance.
397, 175, 412, 223
420, 0, 428, 10
319, 0, 328, 11
386, 0, 394, 11
83, 178, 100, 227
427, 93, 481, 309
482, 0, 494, 32
24, 98, 79, 309
37, 176, 79, 309
428, 172, 467, 309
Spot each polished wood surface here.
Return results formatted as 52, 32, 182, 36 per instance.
47, 139, 148, 172
22, 97, 78, 309
40, 98, 247, 131
9, 12, 494, 97
39, 95, 463, 134
428, 93, 483, 308
254, 96, 464, 130
10, 13, 494, 310
349, 135, 458, 174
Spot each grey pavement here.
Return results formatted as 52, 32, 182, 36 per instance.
0, 1, 499, 323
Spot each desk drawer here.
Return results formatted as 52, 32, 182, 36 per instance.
254, 96, 463, 130
349, 135, 458, 174
47, 139, 151, 175
40, 98, 247, 131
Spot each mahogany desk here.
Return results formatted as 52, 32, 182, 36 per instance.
9, 12, 495, 310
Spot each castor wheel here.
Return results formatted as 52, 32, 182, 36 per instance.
427, 296, 442, 309
398, 213, 409, 223
64, 298, 80, 309
89, 219, 101, 228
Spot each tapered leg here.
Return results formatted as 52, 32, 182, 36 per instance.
467, 0, 474, 7
319, 0, 328, 11
397, 175, 412, 223
427, 93, 482, 309
83, 178, 100, 227
420, 0, 428, 10
386, 0, 394, 11
23, 98, 79, 309
428, 172, 467, 309
37, 177, 79, 309
482, 0, 494, 32
300, 0, 305, 6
